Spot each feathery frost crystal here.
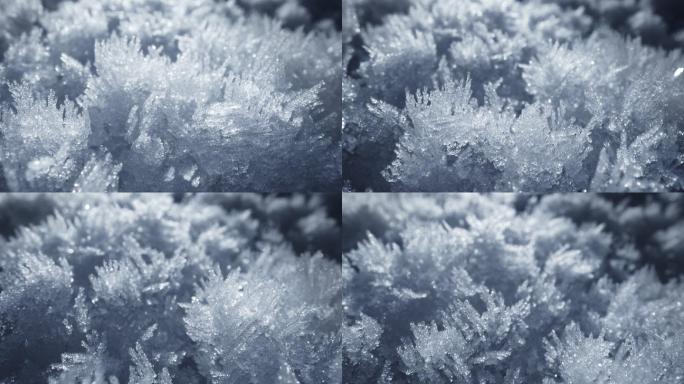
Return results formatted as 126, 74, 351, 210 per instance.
0, 194, 341, 383
343, 194, 684, 383
0, 0, 341, 192
343, 0, 684, 191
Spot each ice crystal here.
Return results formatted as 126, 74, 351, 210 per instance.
344, 0, 684, 191
343, 193, 684, 382
1, 83, 89, 191
0, 193, 341, 383
183, 252, 341, 384
0, 0, 341, 192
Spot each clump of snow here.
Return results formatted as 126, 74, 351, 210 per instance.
343, 193, 684, 382
0, 194, 341, 383
0, 0, 341, 192
344, 0, 684, 191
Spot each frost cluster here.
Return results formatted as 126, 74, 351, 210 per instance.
0, 194, 341, 383
343, 0, 684, 191
343, 193, 684, 382
0, 0, 341, 192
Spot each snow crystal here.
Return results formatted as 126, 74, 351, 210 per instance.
0, 0, 341, 192
0, 194, 341, 383
343, 194, 684, 382
344, 0, 684, 191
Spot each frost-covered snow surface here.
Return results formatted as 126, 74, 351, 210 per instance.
0, 193, 341, 383
343, 0, 684, 192
0, 0, 341, 192
343, 194, 684, 383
